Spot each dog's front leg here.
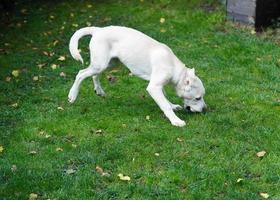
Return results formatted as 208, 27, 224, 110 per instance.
147, 85, 186, 127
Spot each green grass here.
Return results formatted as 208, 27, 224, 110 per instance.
0, 0, 280, 199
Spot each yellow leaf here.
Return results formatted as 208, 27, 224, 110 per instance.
53, 40, 59, 46
87, 4, 93, 8
29, 193, 38, 200
72, 23, 79, 27
33, 76, 39, 81
11, 103, 18, 107
49, 15, 55, 19
0, 146, 4, 153
155, 153, 160, 156
236, 178, 243, 183
56, 147, 63, 152
60, 72, 66, 77
37, 63, 45, 68
29, 150, 37, 155
96, 165, 110, 176
256, 151, 266, 158
260, 192, 269, 199
51, 64, 57, 70
160, 17, 165, 23
160, 28, 166, 33
177, 137, 183, 142
251, 30, 256, 35
146, 115, 150, 120
45, 134, 51, 138
66, 169, 76, 174
118, 173, 131, 181
12, 70, 20, 77
57, 106, 64, 110
58, 56, 66, 61
5, 76, 11, 81
11, 164, 17, 172
95, 129, 103, 134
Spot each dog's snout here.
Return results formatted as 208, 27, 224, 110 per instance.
186, 106, 191, 111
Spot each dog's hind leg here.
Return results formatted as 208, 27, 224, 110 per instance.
92, 75, 105, 97
68, 41, 111, 103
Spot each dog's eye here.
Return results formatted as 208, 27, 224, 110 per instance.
195, 97, 201, 101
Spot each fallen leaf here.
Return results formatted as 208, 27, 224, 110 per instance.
5, 76, 11, 81
56, 147, 63, 152
11, 103, 18, 107
58, 56, 66, 61
11, 165, 17, 172
236, 178, 243, 183
109, 69, 119, 73
37, 63, 46, 68
29, 150, 37, 155
95, 129, 103, 134
45, 134, 51, 138
155, 153, 160, 156
260, 192, 269, 199
256, 151, 266, 158
87, 4, 93, 8
251, 30, 256, 35
71, 144, 77, 148
29, 193, 38, 200
49, 15, 55, 19
12, 70, 20, 77
146, 115, 150, 120
57, 106, 64, 110
0, 146, 4, 153
53, 40, 59, 46
72, 23, 79, 27
32, 76, 39, 81
95, 165, 110, 177
51, 64, 57, 70
66, 169, 76, 175
43, 51, 49, 56
118, 173, 131, 181
160, 17, 165, 23
177, 137, 183, 142
160, 28, 166, 33
60, 72, 66, 77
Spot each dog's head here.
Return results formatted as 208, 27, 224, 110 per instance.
176, 68, 206, 112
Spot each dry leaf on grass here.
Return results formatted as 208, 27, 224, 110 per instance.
11, 165, 17, 172
65, 169, 76, 175
95, 166, 110, 177
29, 193, 38, 200
256, 151, 266, 158
51, 64, 58, 70
11, 103, 18, 107
0, 146, 4, 153
29, 150, 37, 155
32, 76, 39, 81
155, 153, 160, 157
12, 70, 20, 77
57, 106, 64, 110
236, 178, 243, 183
260, 192, 269, 199
60, 72, 66, 77
160, 17, 165, 23
177, 137, 183, 142
145, 115, 150, 120
58, 56, 66, 61
56, 147, 63, 152
118, 173, 131, 181
5, 76, 11, 81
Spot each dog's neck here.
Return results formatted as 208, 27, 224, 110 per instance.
171, 61, 188, 88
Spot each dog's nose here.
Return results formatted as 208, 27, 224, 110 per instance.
186, 106, 191, 111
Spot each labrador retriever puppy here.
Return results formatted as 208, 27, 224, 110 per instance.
68, 26, 206, 127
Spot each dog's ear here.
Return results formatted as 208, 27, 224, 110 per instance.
188, 68, 195, 77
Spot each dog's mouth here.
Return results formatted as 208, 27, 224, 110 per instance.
185, 106, 206, 113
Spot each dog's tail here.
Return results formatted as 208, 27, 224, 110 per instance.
69, 27, 97, 64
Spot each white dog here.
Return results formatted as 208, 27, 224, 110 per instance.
68, 26, 206, 127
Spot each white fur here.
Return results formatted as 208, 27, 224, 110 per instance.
68, 26, 206, 127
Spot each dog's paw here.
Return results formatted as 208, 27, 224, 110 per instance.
171, 119, 186, 127
68, 89, 78, 103
171, 104, 183, 111
94, 88, 106, 97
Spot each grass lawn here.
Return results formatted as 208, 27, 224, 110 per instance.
0, 0, 280, 199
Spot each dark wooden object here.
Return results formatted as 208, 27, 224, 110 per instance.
227, 0, 280, 30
